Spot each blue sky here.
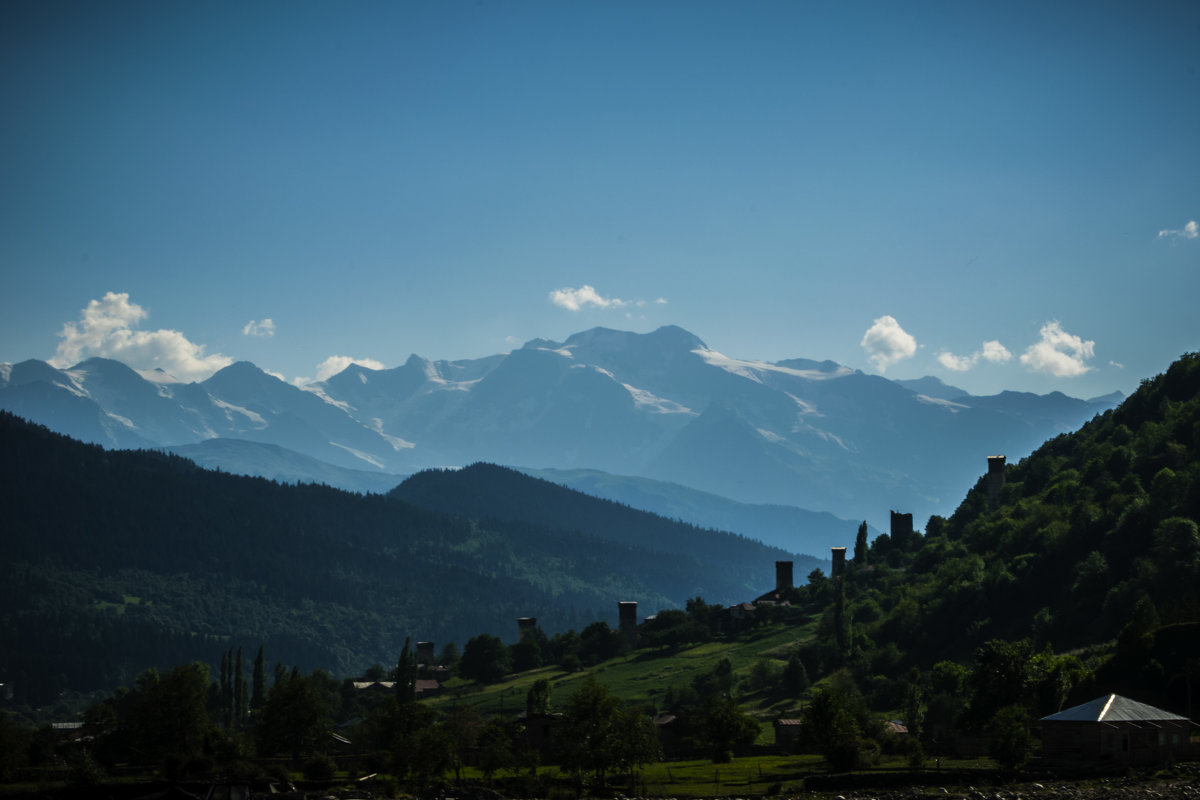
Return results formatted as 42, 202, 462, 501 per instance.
2, 1, 1197, 397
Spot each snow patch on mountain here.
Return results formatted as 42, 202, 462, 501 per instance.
210, 398, 268, 428
106, 411, 137, 429
138, 368, 183, 385
757, 428, 786, 444
301, 384, 354, 413
787, 393, 822, 416
694, 348, 855, 382
916, 394, 970, 412
57, 370, 92, 398
438, 379, 480, 393
368, 418, 415, 451
577, 364, 615, 379
329, 442, 386, 469
623, 383, 695, 415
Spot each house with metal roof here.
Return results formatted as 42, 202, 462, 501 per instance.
1039, 694, 1198, 765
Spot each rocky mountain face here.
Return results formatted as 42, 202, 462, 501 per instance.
1, 325, 1118, 525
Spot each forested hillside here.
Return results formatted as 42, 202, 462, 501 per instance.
800, 352, 1200, 721
0, 413, 796, 706
392, 463, 827, 574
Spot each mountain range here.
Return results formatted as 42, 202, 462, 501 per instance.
0, 412, 819, 703
0, 325, 1120, 527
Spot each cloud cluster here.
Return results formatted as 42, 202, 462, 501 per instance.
549, 285, 667, 312
242, 318, 275, 337
549, 285, 629, 311
937, 340, 1013, 372
51, 292, 233, 381
1158, 220, 1198, 241
868, 315, 1097, 380
1019, 321, 1095, 377
860, 315, 917, 372
314, 355, 386, 382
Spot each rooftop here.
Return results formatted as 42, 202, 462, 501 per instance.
1041, 694, 1190, 723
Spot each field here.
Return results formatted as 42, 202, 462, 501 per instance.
424, 618, 822, 744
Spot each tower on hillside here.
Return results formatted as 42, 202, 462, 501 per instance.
831, 547, 847, 580
776, 560, 794, 593
417, 641, 435, 666
987, 455, 1007, 504
890, 511, 914, 548
618, 601, 639, 647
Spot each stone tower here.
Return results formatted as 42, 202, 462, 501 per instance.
831, 547, 847, 580
517, 617, 537, 640
987, 455, 1006, 504
776, 560, 794, 593
618, 601, 638, 647
417, 641, 435, 667
890, 511, 914, 548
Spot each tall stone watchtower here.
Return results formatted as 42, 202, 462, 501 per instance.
890, 511, 913, 548
831, 547, 847, 580
618, 601, 639, 647
417, 641, 435, 667
987, 455, 1006, 504
776, 560, 794, 593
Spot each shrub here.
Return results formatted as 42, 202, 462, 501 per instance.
302, 753, 336, 781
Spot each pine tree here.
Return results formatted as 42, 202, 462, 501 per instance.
395, 637, 416, 703
235, 646, 247, 725
854, 521, 868, 564
220, 648, 233, 729
251, 645, 266, 711
834, 574, 850, 659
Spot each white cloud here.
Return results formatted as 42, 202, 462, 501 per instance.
1158, 220, 1198, 241
1020, 321, 1095, 377
51, 292, 233, 381
242, 318, 275, 337
654, 297, 669, 305
937, 352, 974, 372
936, 339, 1013, 373
860, 315, 917, 372
549, 285, 630, 311
980, 340, 1013, 363
313, 355, 386, 382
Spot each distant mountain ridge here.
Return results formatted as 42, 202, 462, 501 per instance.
0, 325, 1121, 525
0, 412, 809, 704
518, 466, 876, 555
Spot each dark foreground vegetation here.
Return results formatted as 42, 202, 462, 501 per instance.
2, 352, 1199, 797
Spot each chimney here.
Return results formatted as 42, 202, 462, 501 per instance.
775, 560, 794, 593
618, 601, 639, 646
987, 455, 1006, 504
831, 547, 847, 581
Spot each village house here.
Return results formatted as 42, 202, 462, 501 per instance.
1040, 694, 1198, 765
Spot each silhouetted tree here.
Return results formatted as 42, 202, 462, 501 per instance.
394, 637, 417, 702
251, 646, 266, 711
461, 634, 510, 683
854, 521, 868, 564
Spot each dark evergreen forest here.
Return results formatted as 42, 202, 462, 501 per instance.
0, 413, 804, 705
